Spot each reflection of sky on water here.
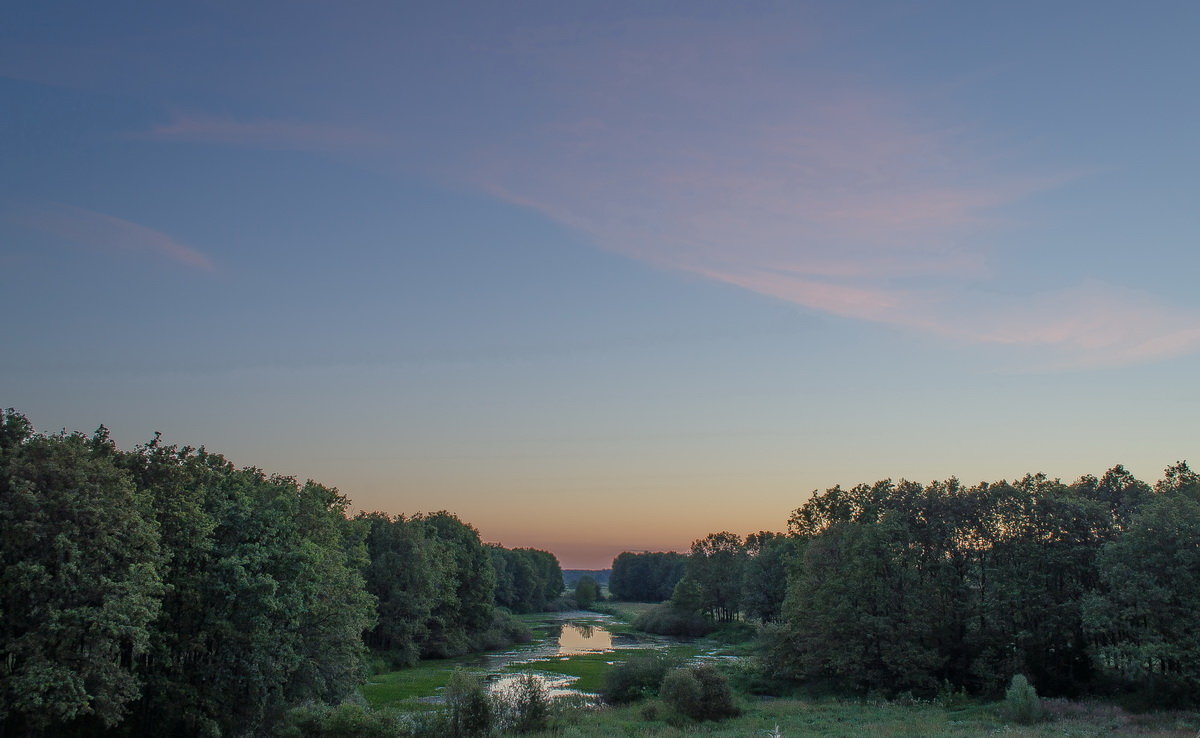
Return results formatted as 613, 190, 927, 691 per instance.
557, 622, 613, 655
488, 672, 583, 700
405, 612, 709, 703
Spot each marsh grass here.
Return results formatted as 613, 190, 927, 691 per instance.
527, 697, 1200, 737
504, 646, 702, 694
362, 659, 481, 708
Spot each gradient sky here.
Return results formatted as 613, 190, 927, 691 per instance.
3, 1, 1199, 568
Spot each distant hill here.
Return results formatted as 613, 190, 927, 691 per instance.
563, 569, 611, 587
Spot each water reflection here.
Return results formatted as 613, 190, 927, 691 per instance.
557, 622, 613, 655
489, 672, 581, 700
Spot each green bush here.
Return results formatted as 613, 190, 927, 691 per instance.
632, 603, 713, 637
445, 669, 493, 737
602, 653, 675, 704
501, 673, 550, 733
471, 609, 533, 652
709, 620, 758, 644
1001, 674, 1045, 725
660, 665, 740, 721
281, 702, 407, 738
660, 668, 704, 717
574, 576, 599, 610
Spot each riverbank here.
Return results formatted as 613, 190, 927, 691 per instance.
357, 605, 1200, 737
361, 609, 705, 710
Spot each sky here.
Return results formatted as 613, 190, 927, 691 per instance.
3, 1, 1199, 568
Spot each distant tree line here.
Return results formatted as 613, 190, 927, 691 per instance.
562, 568, 610, 588
608, 551, 686, 601
0, 410, 564, 736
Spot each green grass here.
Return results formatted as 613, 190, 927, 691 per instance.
530, 697, 1200, 737
361, 658, 483, 708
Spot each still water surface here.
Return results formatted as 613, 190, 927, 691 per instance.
467, 612, 675, 700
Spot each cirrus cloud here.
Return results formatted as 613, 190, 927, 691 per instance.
458, 18, 1199, 369
9, 203, 215, 272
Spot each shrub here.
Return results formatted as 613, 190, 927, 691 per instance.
503, 673, 550, 733
660, 665, 740, 721
1001, 674, 1045, 725
472, 609, 533, 652
632, 603, 713, 637
602, 653, 675, 704
281, 702, 407, 738
445, 669, 493, 737
574, 576, 599, 610
660, 668, 704, 717
710, 620, 757, 644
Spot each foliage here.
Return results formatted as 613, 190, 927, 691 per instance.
491, 546, 564, 614
658, 668, 702, 717
741, 532, 793, 624
419, 512, 497, 659
1001, 674, 1045, 724
281, 701, 409, 738
659, 665, 739, 721
117, 445, 375, 736
765, 471, 1149, 699
0, 414, 163, 734
602, 653, 675, 704
473, 609, 533, 652
497, 674, 550, 733
2, 411, 373, 736
360, 512, 450, 667
685, 532, 748, 622
444, 669, 492, 737
631, 602, 713, 637
573, 576, 599, 609
608, 551, 686, 602
1084, 492, 1200, 704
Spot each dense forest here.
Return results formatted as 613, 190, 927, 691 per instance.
626, 465, 1200, 706
0, 410, 563, 736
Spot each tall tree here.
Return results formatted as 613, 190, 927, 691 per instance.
685, 532, 747, 622
360, 513, 449, 666
417, 512, 496, 657
1085, 492, 1200, 697
0, 413, 163, 735
741, 532, 792, 624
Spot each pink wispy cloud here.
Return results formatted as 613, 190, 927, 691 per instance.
143, 112, 389, 151
459, 17, 1198, 369
11, 203, 215, 272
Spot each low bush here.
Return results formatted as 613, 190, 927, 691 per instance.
709, 620, 758, 644
632, 604, 713, 637
1001, 674, 1045, 725
471, 610, 533, 652
445, 669, 493, 737
660, 668, 703, 717
496, 673, 551, 733
602, 653, 675, 704
281, 702, 407, 738
659, 665, 740, 721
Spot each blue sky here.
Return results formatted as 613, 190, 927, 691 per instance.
3, 1, 1198, 566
